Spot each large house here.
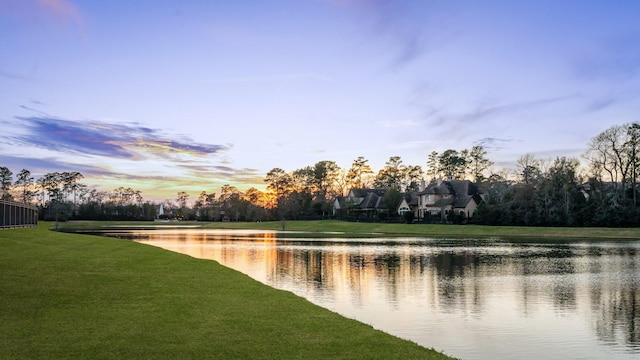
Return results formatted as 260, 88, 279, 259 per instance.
417, 179, 482, 221
332, 188, 419, 219
333, 179, 482, 222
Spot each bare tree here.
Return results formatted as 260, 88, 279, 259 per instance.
584, 123, 640, 206
583, 125, 627, 185
516, 153, 541, 186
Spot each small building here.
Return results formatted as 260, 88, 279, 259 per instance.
156, 203, 164, 217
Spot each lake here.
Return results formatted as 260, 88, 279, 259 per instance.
103, 229, 639, 360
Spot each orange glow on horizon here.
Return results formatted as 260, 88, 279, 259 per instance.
84, 174, 271, 204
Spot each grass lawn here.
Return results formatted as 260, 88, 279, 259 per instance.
0, 223, 454, 360
60, 219, 640, 240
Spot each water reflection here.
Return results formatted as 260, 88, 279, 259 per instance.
108, 229, 640, 360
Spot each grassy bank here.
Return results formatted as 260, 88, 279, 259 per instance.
0, 224, 453, 360
60, 219, 640, 240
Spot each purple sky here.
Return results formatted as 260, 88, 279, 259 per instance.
2, 0, 640, 200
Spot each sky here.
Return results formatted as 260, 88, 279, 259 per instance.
1, 0, 640, 201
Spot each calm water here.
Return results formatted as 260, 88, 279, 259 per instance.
105, 229, 639, 360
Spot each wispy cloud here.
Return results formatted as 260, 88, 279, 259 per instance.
370, 3, 427, 67
428, 94, 578, 129
176, 164, 264, 184
474, 137, 515, 151
0, 114, 262, 199
10, 116, 229, 160
586, 95, 617, 113
455, 95, 578, 124
415, 94, 580, 145
0, 154, 116, 178
328, 0, 456, 68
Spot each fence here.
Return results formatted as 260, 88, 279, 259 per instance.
0, 199, 38, 229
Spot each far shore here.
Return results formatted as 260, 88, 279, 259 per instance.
58, 219, 640, 240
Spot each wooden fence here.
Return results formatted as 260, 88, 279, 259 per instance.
0, 199, 38, 229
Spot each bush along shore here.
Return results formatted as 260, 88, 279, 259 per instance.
0, 223, 454, 360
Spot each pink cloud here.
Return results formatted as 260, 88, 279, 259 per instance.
0, 0, 82, 25
37, 0, 82, 24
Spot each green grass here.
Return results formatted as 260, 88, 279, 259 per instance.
0, 223, 454, 360
60, 219, 640, 240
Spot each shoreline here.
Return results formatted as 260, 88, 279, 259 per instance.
58, 219, 640, 240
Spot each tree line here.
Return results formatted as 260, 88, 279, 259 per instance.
262, 147, 493, 220
0, 169, 153, 221
475, 123, 640, 227
1, 123, 639, 225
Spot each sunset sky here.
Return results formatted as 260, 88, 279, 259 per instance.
2, 0, 640, 201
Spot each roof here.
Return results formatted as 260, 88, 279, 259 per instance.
402, 192, 419, 206
342, 188, 388, 210
349, 188, 370, 198
340, 188, 421, 211
419, 179, 479, 195
361, 192, 381, 209
419, 181, 453, 195
419, 179, 482, 209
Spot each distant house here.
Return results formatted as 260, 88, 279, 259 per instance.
333, 189, 388, 218
580, 181, 619, 201
417, 179, 482, 222
333, 188, 422, 220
